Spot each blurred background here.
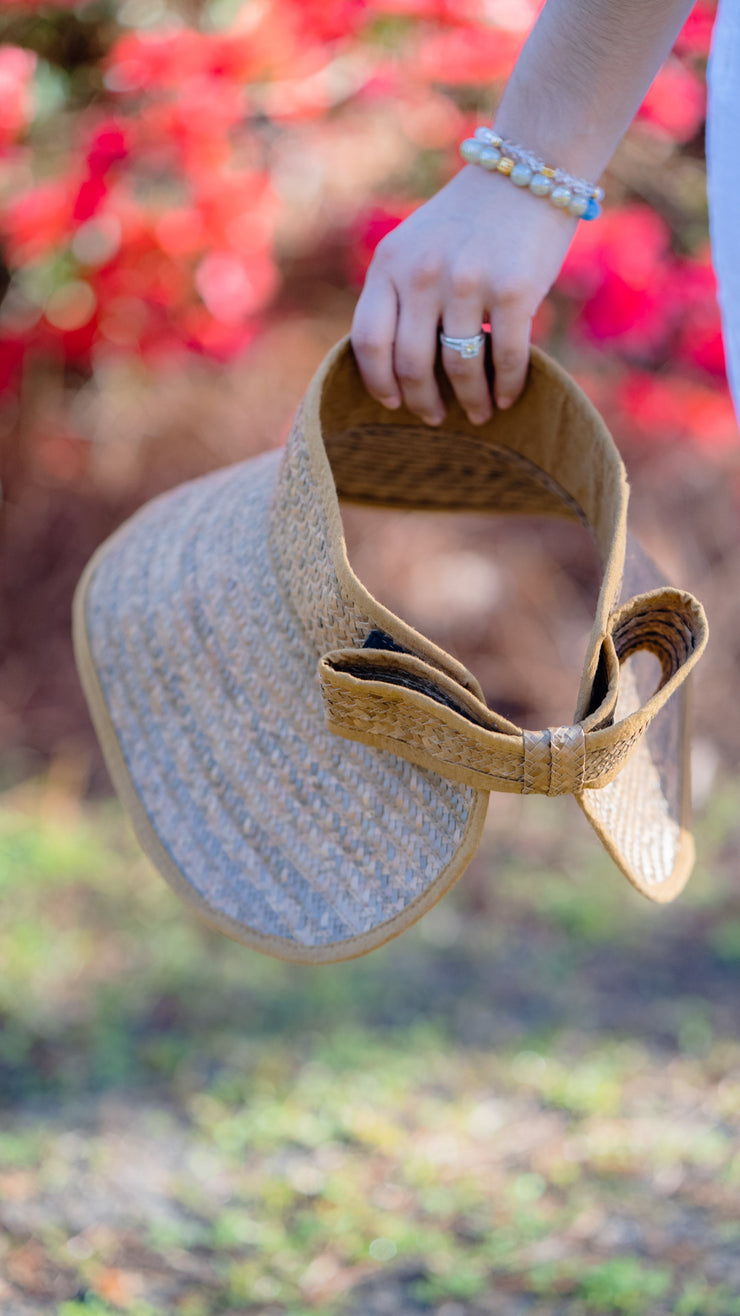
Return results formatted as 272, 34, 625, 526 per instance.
2, 3, 740, 1314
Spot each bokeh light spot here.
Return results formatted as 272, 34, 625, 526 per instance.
45, 282, 97, 331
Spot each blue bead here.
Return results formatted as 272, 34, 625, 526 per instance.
583, 198, 602, 221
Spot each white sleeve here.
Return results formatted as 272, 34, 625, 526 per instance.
706, 0, 740, 431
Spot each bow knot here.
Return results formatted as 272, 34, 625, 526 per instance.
318, 588, 707, 799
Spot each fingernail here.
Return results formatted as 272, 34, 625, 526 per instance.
497, 396, 513, 410
425, 412, 445, 426
468, 411, 491, 425
380, 396, 401, 409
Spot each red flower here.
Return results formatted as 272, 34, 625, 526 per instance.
104, 29, 207, 94
85, 121, 130, 176
195, 250, 279, 323
411, 25, 524, 85
674, 0, 716, 57
373, 0, 542, 22
344, 201, 417, 285
561, 205, 672, 296
154, 208, 206, 259
372, 0, 457, 17
1, 180, 74, 262
136, 81, 247, 180
73, 175, 108, 223
66, 119, 132, 222
669, 249, 726, 379
197, 34, 262, 83
619, 371, 738, 452
0, 336, 26, 396
283, 0, 371, 43
181, 305, 260, 360
578, 269, 672, 353
193, 171, 279, 254
560, 205, 674, 356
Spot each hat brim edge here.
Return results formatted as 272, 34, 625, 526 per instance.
576, 788, 695, 905
72, 534, 489, 965
576, 664, 696, 904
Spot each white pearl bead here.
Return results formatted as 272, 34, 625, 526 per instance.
529, 173, 553, 197
460, 138, 483, 163
474, 127, 502, 148
478, 147, 502, 170
550, 185, 573, 208
510, 162, 533, 188
568, 193, 589, 218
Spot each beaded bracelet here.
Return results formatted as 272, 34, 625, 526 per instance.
460, 126, 603, 221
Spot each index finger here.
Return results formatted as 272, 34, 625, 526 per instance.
350, 273, 401, 407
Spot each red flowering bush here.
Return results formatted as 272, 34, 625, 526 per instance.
0, 0, 731, 456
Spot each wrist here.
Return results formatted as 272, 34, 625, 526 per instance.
490, 126, 612, 186
491, 99, 616, 184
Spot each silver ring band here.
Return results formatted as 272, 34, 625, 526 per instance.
439, 329, 486, 359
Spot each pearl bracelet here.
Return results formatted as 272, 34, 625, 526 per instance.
460, 126, 603, 221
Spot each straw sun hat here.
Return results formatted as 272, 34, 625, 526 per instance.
73, 335, 708, 964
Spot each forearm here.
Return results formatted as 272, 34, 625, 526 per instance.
494, 0, 697, 177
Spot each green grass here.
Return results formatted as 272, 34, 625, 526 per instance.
0, 777, 739, 1313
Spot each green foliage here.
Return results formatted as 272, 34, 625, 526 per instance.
528, 1256, 674, 1312
574, 1258, 673, 1313
413, 1261, 489, 1303
2, 782, 740, 1314
710, 917, 740, 962
0, 1127, 45, 1167
675, 1279, 740, 1315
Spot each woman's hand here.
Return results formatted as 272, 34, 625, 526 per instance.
350, 162, 579, 426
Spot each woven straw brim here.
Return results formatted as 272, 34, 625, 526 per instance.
73, 450, 488, 964
576, 670, 695, 903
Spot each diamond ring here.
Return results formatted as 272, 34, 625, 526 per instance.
439, 329, 486, 359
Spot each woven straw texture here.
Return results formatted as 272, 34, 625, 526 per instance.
75, 442, 485, 962
74, 336, 708, 962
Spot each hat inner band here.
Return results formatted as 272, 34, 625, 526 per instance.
267, 341, 632, 706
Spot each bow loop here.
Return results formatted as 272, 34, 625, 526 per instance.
318, 588, 707, 798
